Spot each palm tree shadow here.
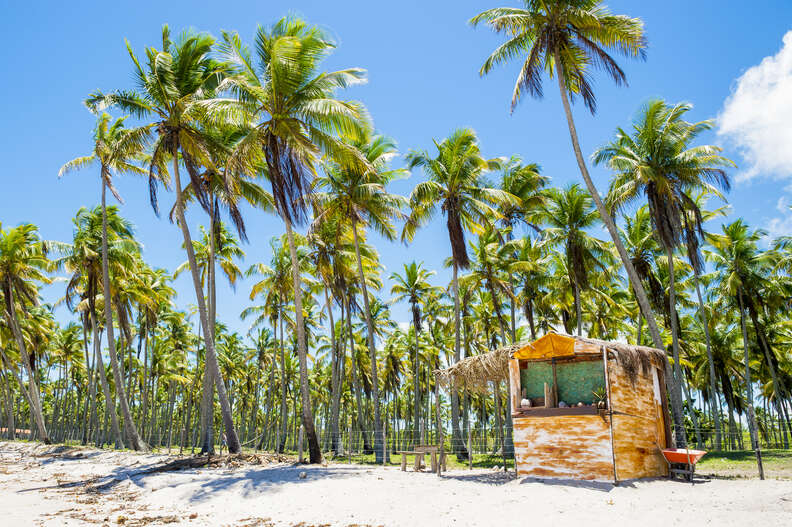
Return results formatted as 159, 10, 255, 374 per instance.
184, 464, 367, 502
439, 471, 518, 485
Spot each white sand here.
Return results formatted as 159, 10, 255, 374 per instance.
1, 441, 791, 527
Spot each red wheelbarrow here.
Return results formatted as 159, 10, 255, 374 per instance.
661, 448, 707, 482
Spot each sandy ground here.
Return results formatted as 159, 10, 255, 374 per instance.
1, 441, 791, 527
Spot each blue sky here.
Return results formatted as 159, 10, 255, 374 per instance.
2, 1, 792, 339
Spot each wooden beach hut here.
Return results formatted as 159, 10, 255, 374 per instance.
508, 333, 671, 481
437, 332, 672, 482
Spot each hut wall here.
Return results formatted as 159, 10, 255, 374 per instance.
607, 357, 668, 480
513, 415, 615, 481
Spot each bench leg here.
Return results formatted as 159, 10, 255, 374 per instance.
430, 451, 437, 473
401, 454, 407, 471
415, 453, 423, 471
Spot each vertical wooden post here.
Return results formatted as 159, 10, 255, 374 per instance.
603, 346, 618, 483
468, 426, 473, 471
435, 380, 443, 477
298, 425, 304, 463
382, 422, 387, 468
347, 425, 352, 464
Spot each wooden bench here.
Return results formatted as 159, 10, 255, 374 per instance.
396, 446, 447, 472
396, 451, 424, 471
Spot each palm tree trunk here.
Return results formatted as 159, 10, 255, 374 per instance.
552, 49, 684, 442
525, 296, 537, 340
737, 293, 764, 478
91, 312, 122, 448
351, 220, 385, 462
412, 307, 421, 448
171, 154, 240, 453
278, 311, 288, 453
345, 296, 366, 452
325, 289, 342, 455
750, 311, 792, 448
140, 321, 149, 440
283, 217, 321, 463
573, 280, 582, 336
200, 203, 218, 454
0, 367, 15, 440
2, 286, 49, 443
448, 262, 466, 457
693, 272, 722, 450
665, 245, 687, 447
100, 177, 145, 451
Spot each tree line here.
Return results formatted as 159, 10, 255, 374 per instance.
1, 2, 791, 466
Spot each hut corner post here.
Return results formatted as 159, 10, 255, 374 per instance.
602, 346, 618, 484
435, 380, 443, 476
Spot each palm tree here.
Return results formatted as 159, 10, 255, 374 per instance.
55, 206, 140, 448
175, 222, 244, 452
708, 220, 768, 477
470, 1, 671, 377
496, 156, 547, 340
511, 237, 548, 340
461, 226, 516, 342
87, 26, 242, 452
539, 184, 613, 336
60, 112, 148, 450
243, 235, 304, 453
619, 206, 665, 344
595, 99, 734, 447
0, 223, 51, 443
390, 262, 438, 446
313, 132, 406, 460
219, 17, 372, 463
404, 127, 514, 456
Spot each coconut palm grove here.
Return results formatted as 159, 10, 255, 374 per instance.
2, 1, 792, 524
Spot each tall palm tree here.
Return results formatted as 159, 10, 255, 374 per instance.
511, 237, 548, 340
313, 132, 406, 460
681, 194, 729, 450
175, 222, 244, 452
243, 235, 304, 453
708, 220, 768, 477
219, 17, 372, 463
55, 206, 140, 448
619, 206, 665, 344
461, 226, 517, 342
470, 2, 671, 388
0, 223, 51, 443
390, 262, 438, 446
404, 127, 515, 456
60, 113, 148, 450
595, 99, 734, 447
539, 184, 613, 336
496, 156, 547, 340
88, 26, 243, 452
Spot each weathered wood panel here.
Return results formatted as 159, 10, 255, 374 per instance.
513, 415, 614, 481
607, 359, 668, 479
607, 358, 658, 419
612, 414, 668, 480
508, 358, 520, 411
573, 339, 601, 355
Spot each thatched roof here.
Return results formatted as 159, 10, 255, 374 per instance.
434, 342, 527, 394
435, 333, 668, 392
569, 335, 668, 383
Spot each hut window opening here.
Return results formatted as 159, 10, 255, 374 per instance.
516, 356, 607, 416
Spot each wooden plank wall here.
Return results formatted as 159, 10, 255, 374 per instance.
513, 415, 615, 481
607, 357, 668, 480
508, 358, 521, 410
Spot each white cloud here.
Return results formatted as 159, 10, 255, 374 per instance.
718, 31, 792, 181
766, 195, 792, 240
